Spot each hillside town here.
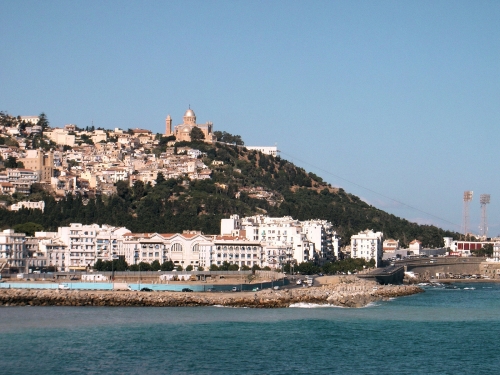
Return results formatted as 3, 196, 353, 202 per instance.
2, 111, 500, 277
0, 109, 277, 198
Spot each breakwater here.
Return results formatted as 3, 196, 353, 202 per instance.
0, 278, 423, 308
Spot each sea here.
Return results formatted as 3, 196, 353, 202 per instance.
1, 282, 500, 375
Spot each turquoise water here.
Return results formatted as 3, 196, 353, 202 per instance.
1, 283, 499, 374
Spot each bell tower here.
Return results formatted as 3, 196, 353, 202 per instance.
165, 115, 172, 136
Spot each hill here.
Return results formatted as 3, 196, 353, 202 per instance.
0, 141, 458, 248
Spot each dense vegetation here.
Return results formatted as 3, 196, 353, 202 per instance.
0, 141, 459, 248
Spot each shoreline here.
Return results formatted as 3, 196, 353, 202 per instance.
0, 278, 423, 308
428, 278, 500, 283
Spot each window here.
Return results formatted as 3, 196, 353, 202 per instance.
172, 243, 183, 252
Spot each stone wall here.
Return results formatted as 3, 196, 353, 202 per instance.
0, 278, 423, 308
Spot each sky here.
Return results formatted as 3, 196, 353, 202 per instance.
1, 1, 499, 236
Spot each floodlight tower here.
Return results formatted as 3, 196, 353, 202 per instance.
479, 194, 491, 238
462, 191, 473, 239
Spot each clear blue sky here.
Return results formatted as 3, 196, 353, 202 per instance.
2, 1, 499, 236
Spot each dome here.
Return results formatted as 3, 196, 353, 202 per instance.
184, 108, 196, 117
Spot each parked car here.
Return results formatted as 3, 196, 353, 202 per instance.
140, 287, 153, 292
232, 287, 239, 292
252, 287, 259, 292
207, 287, 216, 292
181, 288, 193, 292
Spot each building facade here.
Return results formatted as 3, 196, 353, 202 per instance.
0, 229, 27, 269
350, 229, 384, 267
220, 214, 339, 266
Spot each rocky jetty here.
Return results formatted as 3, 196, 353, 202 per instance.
0, 278, 423, 308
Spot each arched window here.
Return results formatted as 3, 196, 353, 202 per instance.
192, 244, 199, 252
172, 243, 183, 252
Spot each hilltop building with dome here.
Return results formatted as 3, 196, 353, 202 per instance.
165, 107, 216, 143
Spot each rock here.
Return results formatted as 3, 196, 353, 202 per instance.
0, 279, 423, 308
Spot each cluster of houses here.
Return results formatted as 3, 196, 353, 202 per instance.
0, 126, 212, 197
2, 212, 499, 275
0, 110, 279, 199
0, 215, 338, 273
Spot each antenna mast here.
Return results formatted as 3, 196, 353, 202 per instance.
479, 194, 491, 238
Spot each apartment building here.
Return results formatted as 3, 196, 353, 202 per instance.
220, 215, 339, 265
350, 229, 384, 267
0, 229, 27, 269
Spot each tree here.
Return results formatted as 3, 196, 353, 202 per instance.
474, 244, 493, 257
38, 113, 49, 131
133, 180, 145, 199
116, 180, 130, 199
4, 156, 18, 168
161, 260, 174, 271
190, 126, 205, 142
209, 264, 219, 271
296, 262, 320, 275
156, 172, 166, 185
228, 264, 239, 271
94, 259, 104, 271
186, 265, 193, 271
138, 261, 152, 271
151, 260, 161, 271
13, 222, 44, 236
213, 131, 244, 145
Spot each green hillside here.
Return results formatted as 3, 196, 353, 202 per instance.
0, 141, 458, 248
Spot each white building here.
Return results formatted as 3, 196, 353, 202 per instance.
200, 236, 264, 270
245, 146, 279, 156
120, 231, 210, 270
383, 239, 399, 253
36, 223, 129, 272
44, 128, 76, 147
493, 243, 500, 262
0, 229, 27, 269
20, 116, 39, 125
9, 200, 45, 212
408, 239, 422, 255
220, 215, 339, 266
350, 229, 384, 267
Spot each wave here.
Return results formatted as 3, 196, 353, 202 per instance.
289, 302, 345, 308
289, 302, 381, 308
362, 301, 381, 308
